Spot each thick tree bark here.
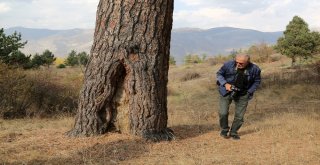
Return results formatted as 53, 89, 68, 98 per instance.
67, 0, 174, 141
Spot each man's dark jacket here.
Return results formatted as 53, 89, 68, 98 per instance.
216, 60, 261, 97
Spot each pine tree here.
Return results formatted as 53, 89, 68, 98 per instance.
276, 16, 320, 66
67, 0, 174, 141
0, 28, 27, 65
65, 50, 79, 66
40, 49, 56, 68
31, 53, 44, 68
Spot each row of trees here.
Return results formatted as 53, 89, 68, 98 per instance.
0, 28, 56, 69
169, 54, 210, 65
1, 28, 89, 69
64, 50, 89, 67
184, 54, 207, 64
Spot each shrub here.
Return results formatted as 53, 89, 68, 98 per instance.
184, 54, 204, 64
57, 64, 66, 69
248, 43, 275, 63
260, 64, 320, 89
0, 63, 79, 119
169, 56, 176, 65
269, 54, 282, 62
180, 72, 201, 81
27, 73, 78, 117
0, 63, 33, 118
206, 55, 233, 66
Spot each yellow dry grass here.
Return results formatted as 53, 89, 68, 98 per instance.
1, 57, 319, 164
1, 112, 319, 164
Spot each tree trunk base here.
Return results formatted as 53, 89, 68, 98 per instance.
65, 129, 99, 137
142, 128, 175, 142
65, 129, 86, 137
65, 124, 116, 137
66, 127, 175, 142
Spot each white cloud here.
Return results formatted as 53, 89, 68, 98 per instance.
0, 0, 99, 29
182, 0, 203, 6
174, 8, 238, 28
0, 0, 319, 31
0, 3, 11, 13
174, 0, 320, 31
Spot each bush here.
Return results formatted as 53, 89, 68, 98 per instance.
206, 55, 233, 66
169, 56, 176, 65
247, 43, 275, 63
27, 72, 78, 117
269, 54, 282, 62
260, 63, 320, 89
180, 72, 201, 81
0, 63, 79, 119
184, 54, 205, 64
57, 64, 66, 69
0, 63, 32, 118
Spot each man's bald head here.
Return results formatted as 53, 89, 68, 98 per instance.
236, 53, 250, 61
235, 54, 250, 69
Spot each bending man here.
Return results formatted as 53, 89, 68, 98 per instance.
216, 53, 261, 140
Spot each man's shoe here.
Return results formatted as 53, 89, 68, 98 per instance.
230, 134, 240, 140
220, 131, 229, 139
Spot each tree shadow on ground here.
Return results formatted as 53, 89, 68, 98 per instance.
170, 124, 218, 140
24, 139, 149, 165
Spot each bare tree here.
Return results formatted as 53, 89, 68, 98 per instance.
67, 0, 174, 141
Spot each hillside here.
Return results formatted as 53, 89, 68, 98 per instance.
4, 27, 93, 57
171, 27, 283, 62
4, 27, 283, 63
0, 57, 319, 164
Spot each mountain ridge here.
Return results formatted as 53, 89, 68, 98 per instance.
4, 26, 283, 63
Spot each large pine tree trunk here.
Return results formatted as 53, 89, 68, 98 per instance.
67, 0, 174, 141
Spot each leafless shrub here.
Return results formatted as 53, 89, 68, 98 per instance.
27, 73, 78, 118
269, 54, 282, 62
180, 72, 201, 82
0, 63, 79, 119
0, 63, 32, 118
248, 42, 275, 63
261, 63, 320, 89
206, 55, 232, 66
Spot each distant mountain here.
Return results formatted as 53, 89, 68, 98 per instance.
4, 27, 93, 58
171, 27, 283, 63
4, 27, 283, 64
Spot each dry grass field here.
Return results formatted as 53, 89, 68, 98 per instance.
0, 57, 319, 164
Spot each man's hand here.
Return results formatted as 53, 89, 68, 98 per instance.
225, 83, 232, 91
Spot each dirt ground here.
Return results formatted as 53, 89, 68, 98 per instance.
1, 105, 319, 165
1, 59, 319, 164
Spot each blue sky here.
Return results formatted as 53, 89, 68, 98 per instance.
0, 0, 319, 32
